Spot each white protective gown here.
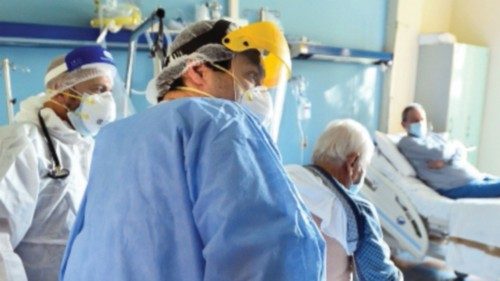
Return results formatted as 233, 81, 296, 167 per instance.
0, 94, 93, 281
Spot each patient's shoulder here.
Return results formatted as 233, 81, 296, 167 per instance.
397, 135, 415, 148
352, 196, 376, 216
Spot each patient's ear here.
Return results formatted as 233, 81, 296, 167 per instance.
345, 152, 360, 178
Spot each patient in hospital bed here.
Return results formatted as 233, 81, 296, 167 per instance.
398, 103, 500, 199
286, 119, 403, 281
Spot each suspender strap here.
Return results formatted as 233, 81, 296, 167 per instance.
304, 164, 365, 240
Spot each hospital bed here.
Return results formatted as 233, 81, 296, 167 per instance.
360, 131, 500, 280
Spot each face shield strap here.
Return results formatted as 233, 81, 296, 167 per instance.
45, 64, 117, 100
164, 20, 233, 67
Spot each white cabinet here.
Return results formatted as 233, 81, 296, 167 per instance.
414, 43, 489, 165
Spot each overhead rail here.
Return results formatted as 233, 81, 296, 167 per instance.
0, 21, 153, 49
289, 41, 393, 66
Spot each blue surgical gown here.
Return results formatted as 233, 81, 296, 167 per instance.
60, 98, 325, 281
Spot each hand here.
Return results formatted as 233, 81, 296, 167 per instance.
427, 160, 445, 169
452, 140, 468, 160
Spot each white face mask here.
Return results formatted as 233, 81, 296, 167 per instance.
67, 92, 116, 136
409, 121, 427, 138
207, 62, 274, 128
348, 171, 365, 196
238, 86, 274, 128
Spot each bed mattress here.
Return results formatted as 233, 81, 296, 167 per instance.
370, 151, 500, 248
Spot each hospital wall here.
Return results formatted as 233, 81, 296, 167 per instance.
380, 0, 423, 134
418, 0, 500, 174
449, 0, 500, 175
0, 0, 207, 124
420, 0, 453, 33
0, 0, 389, 165
238, 0, 388, 164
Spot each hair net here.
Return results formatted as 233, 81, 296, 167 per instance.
45, 47, 117, 97
146, 20, 235, 104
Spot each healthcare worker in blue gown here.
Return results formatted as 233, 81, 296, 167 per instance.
60, 19, 326, 281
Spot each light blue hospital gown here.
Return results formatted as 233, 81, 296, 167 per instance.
398, 133, 482, 190
60, 98, 325, 281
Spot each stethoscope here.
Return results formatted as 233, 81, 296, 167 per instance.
38, 110, 70, 179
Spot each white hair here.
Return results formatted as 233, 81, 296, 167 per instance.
312, 119, 375, 168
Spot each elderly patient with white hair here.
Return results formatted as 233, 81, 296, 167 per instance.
287, 119, 403, 281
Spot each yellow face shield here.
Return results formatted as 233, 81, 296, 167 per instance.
222, 21, 292, 88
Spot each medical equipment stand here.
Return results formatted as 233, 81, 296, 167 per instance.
124, 8, 166, 116
2, 58, 15, 124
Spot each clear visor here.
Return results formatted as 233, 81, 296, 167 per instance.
221, 21, 291, 141
225, 51, 288, 142
46, 65, 133, 119
45, 63, 115, 93
111, 74, 135, 119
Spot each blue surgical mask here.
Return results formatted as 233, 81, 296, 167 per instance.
348, 171, 365, 196
409, 122, 427, 138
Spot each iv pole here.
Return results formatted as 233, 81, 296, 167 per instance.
124, 8, 165, 117
2, 58, 15, 124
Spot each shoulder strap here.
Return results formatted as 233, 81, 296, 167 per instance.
304, 165, 365, 242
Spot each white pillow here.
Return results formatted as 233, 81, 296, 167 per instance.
374, 131, 416, 177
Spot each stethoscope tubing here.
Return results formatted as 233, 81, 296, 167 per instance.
37, 110, 70, 179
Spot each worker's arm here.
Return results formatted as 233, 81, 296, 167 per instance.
191, 112, 325, 281
0, 126, 40, 281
